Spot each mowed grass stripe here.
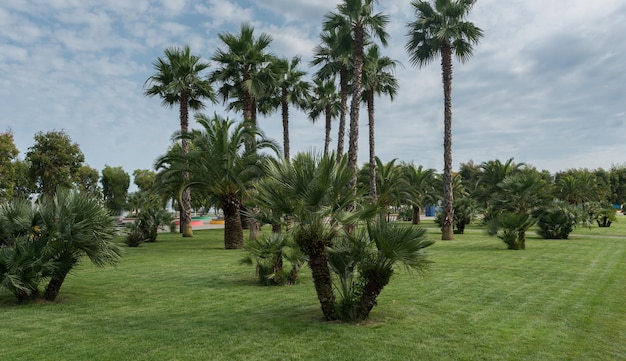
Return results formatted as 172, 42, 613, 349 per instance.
1, 223, 625, 360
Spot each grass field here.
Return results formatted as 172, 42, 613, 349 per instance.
2, 219, 625, 361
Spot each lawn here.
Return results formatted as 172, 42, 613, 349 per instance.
1, 219, 625, 361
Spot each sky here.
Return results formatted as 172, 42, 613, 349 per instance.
1, 0, 625, 186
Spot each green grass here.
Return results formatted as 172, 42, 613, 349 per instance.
2, 219, 625, 361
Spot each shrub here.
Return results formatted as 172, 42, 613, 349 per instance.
487, 212, 535, 250
535, 201, 581, 239
433, 197, 479, 234
0, 190, 121, 302
595, 205, 616, 227
327, 219, 434, 322
125, 221, 146, 247
240, 233, 305, 286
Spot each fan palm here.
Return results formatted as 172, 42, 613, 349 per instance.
210, 23, 277, 147
257, 152, 359, 320
406, 0, 483, 240
144, 45, 216, 237
39, 190, 121, 301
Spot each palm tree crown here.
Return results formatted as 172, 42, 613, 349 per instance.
210, 23, 277, 133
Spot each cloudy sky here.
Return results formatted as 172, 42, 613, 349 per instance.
1, 0, 625, 184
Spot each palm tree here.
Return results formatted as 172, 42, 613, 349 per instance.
272, 56, 310, 162
402, 163, 437, 224
311, 27, 353, 158
477, 158, 523, 217
308, 77, 341, 156
324, 0, 390, 192
144, 45, 216, 238
357, 157, 403, 212
156, 114, 278, 249
256, 152, 359, 320
362, 45, 399, 202
210, 24, 277, 141
405, 0, 483, 240
40, 190, 121, 301
490, 169, 553, 249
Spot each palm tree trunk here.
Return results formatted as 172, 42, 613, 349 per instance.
307, 246, 338, 320
242, 73, 255, 153
356, 268, 392, 321
179, 91, 193, 238
222, 194, 244, 249
440, 43, 454, 241
367, 89, 377, 203
44, 264, 74, 301
324, 106, 332, 156
347, 25, 365, 197
337, 66, 349, 158
281, 88, 290, 162
412, 205, 421, 225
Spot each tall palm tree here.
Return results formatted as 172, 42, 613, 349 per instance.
362, 45, 399, 202
210, 24, 277, 141
156, 114, 278, 249
311, 27, 353, 158
144, 45, 216, 237
324, 0, 389, 192
272, 56, 310, 162
405, 0, 483, 240
308, 77, 341, 156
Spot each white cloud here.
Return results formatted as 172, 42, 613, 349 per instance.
1, 0, 625, 177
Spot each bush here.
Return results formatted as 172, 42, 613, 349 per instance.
125, 221, 146, 247
487, 212, 535, 250
595, 205, 616, 227
535, 201, 581, 239
0, 190, 121, 302
433, 197, 479, 234
240, 233, 305, 286
327, 219, 434, 322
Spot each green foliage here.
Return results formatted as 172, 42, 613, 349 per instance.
156, 113, 278, 248
133, 169, 157, 192
0, 190, 121, 302
26, 130, 85, 197
138, 206, 173, 243
0, 130, 20, 201
609, 165, 626, 205
432, 196, 478, 234
101, 165, 130, 216
595, 204, 616, 228
240, 233, 305, 286
124, 221, 146, 247
487, 212, 535, 250
535, 201, 581, 239
74, 165, 101, 199
452, 196, 478, 234
327, 218, 434, 322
